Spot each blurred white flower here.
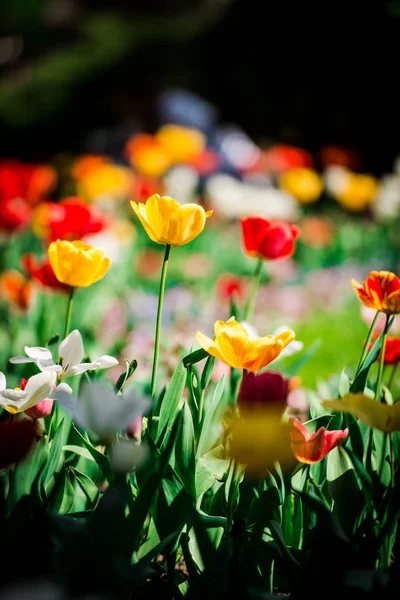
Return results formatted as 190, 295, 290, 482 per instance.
324, 165, 350, 196
164, 165, 199, 204
206, 173, 300, 220
10, 330, 118, 380
371, 173, 400, 221
54, 381, 150, 439
110, 438, 149, 474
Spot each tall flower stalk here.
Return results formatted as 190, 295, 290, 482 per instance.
63, 287, 75, 339
150, 244, 171, 397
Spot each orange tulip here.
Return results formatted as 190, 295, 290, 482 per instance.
351, 271, 400, 315
289, 419, 348, 464
0, 270, 34, 312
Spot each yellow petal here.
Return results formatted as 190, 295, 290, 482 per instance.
130, 200, 160, 243
195, 331, 226, 364
322, 393, 400, 433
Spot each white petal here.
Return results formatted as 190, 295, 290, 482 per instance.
0, 390, 31, 413
25, 346, 53, 362
0, 389, 27, 401
9, 356, 36, 365
40, 364, 63, 376
71, 355, 119, 375
54, 382, 73, 396
0, 372, 6, 391
24, 371, 57, 410
58, 330, 84, 375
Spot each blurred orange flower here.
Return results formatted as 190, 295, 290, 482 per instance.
0, 270, 34, 312
300, 216, 336, 248
155, 124, 206, 164
71, 154, 109, 180
125, 134, 172, 177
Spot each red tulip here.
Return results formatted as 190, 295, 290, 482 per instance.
238, 371, 290, 413
368, 332, 400, 366
241, 216, 301, 261
0, 419, 37, 469
289, 419, 348, 464
263, 144, 314, 173
22, 253, 70, 293
32, 197, 108, 241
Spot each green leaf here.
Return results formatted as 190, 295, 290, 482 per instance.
114, 359, 138, 394
268, 520, 300, 568
183, 347, 208, 367
200, 355, 216, 390
69, 425, 113, 484
351, 319, 395, 393
338, 368, 350, 397
69, 467, 100, 505
174, 402, 196, 498
196, 375, 227, 458
7, 437, 48, 511
327, 445, 364, 535
47, 471, 76, 514
156, 360, 186, 450
38, 418, 68, 499
63, 445, 96, 462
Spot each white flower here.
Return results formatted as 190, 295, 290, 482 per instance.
9, 329, 118, 380
164, 165, 199, 204
53, 381, 151, 438
0, 370, 57, 414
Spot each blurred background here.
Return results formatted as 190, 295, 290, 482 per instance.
2, 0, 400, 399
1, 0, 400, 171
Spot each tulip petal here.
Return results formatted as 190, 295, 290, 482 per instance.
322, 394, 400, 433
195, 331, 226, 364
0, 372, 5, 392
59, 330, 84, 375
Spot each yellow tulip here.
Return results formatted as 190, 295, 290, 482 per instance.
48, 240, 111, 288
196, 319, 295, 372
130, 194, 212, 247
279, 168, 323, 204
155, 124, 206, 164
322, 393, 400, 433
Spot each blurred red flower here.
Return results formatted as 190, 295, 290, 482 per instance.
216, 273, 247, 302
263, 144, 314, 173
0, 159, 57, 206
22, 253, 70, 293
32, 197, 108, 241
0, 419, 37, 469
237, 371, 290, 413
0, 197, 32, 233
241, 216, 301, 260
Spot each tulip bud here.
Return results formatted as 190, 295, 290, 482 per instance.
237, 371, 290, 413
25, 398, 54, 420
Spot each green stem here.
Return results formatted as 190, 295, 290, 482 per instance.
150, 244, 171, 398
63, 287, 75, 339
302, 465, 311, 549
356, 310, 380, 375
198, 389, 205, 430
243, 259, 263, 322
227, 458, 240, 532
389, 432, 395, 488
375, 315, 390, 401
388, 363, 399, 391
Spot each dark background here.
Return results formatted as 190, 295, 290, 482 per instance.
1, 0, 399, 173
